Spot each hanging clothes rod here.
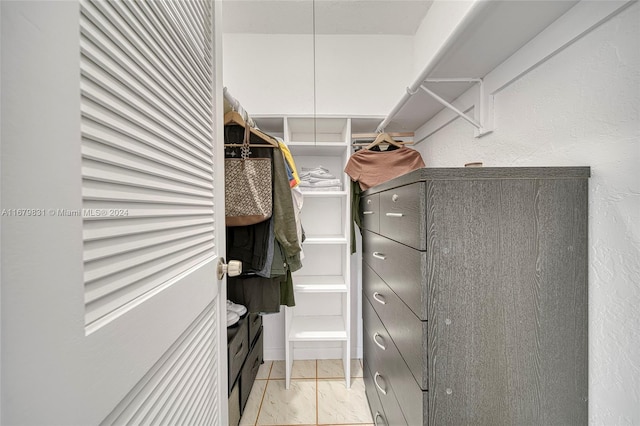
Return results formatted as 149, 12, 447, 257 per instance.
223, 87, 256, 128
375, 0, 493, 133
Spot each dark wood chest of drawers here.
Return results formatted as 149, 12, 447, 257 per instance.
228, 313, 263, 426
360, 167, 589, 426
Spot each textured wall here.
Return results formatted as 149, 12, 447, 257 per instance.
415, 4, 640, 424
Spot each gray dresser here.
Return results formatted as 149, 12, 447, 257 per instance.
359, 167, 589, 426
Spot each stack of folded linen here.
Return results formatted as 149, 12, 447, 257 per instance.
298, 166, 342, 192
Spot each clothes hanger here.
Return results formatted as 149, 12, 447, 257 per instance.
224, 111, 279, 148
365, 132, 403, 150
224, 110, 246, 127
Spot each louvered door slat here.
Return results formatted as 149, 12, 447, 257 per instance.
80, 14, 212, 136
81, 1, 211, 122
146, 1, 212, 92
81, 0, 215, 329
82, 140, 213, 191
82, 102, 212, 174
108, 0, 212, 104
81, 122, 213, 182
180, 1, 208, 57
84, 224, 215, 262
82, 181, 213, 206
85, 244, 214, 327
108, 0, 212, 109
115, 0, 213, 133
81, 80, 213, 165
131, 1, 212, 113
83, 217, 214, 241
81, 41, 212, 148
85, 234, 213, 284
164, 0, 208, 62
122, 307, 213, 424
166, 341, 213, 424
83, 160, 213, 199
100, 303, 218, 426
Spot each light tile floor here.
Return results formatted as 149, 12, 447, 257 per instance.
240, 359, 374, 426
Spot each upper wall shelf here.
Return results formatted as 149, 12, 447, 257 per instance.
378, 0, 579, 136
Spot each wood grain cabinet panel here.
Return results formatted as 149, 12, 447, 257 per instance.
361, 167, 589, 426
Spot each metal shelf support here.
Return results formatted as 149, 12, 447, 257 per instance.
420, 78, 493, 138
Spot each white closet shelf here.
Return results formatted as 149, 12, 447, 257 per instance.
294, 283, 348, 293
302, 237, 348, 245
287, 144, 347, 157
291, 275, 347, 287
378, 0, 579, 135
288, 316, 348, 342
300, 190, 348, 197
288, 141, 348, 146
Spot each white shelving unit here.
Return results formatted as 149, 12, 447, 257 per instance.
253, 115, 352, 389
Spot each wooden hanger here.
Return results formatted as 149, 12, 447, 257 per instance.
365, 132, 403, 150
224, 111, 278, 148
224, 110, 246, 126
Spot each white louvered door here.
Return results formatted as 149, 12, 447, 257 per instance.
1, 1, 226, 424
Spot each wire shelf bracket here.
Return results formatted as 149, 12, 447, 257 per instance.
420, 78, 493, 138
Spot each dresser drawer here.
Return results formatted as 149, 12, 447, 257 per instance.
241, 327, 263, 413
363, 359, 387, 426
364, 296, 427, 426
363, 323, 407, 426
363, 230, 427, 320
363, 295, 393, 370
227, 317, 249, 390
363, 263, 428, 390
361, 193, 380, 233
248, 312, 262, 346
379, 182, 426, 250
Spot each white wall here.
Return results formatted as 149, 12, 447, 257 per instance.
223, 33, 413, 116
413, 3, 640, 424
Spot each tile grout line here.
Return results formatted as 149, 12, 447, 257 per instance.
253, 361, 273, 426
252, 360, 368, 426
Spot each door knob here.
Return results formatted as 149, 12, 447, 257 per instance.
217, 258, 242, 279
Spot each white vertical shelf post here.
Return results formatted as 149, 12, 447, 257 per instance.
280, 116, 352, 389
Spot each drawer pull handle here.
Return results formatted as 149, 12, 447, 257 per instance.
373, 332, 386, 350
372, 252, 386, 260
252, 356, 261, 371
233, 342, 245, 358
385, 212, 404, 217
374, 412, 386, 426
374, 372, 387, 395
373, 292, 387, 305
363, 211, 374, 215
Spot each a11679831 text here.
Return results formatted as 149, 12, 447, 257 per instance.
1, 208, 129, 217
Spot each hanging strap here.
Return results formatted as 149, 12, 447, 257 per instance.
241, 122, 251, 160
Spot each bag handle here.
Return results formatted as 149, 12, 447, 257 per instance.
241, 123, 251, 160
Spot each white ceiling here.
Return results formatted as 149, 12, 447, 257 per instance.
222, 0, 434, 35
